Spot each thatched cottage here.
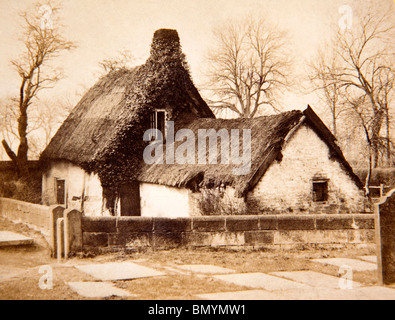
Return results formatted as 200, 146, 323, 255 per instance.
40, 29, 365, 217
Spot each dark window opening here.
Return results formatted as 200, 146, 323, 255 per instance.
150, 110, 166, 140
313, 180, 328, 202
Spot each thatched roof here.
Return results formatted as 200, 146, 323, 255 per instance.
40, 29, 214, 165
138, 106, 363, 196
40, 68, 137, 163
40, 28, 361, 195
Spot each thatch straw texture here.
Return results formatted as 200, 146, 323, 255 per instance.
138, 107, 363, 196
40, 68, 138, 164
138, 110, 303, 196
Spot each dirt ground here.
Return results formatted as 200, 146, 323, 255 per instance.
0, 217, 380, 300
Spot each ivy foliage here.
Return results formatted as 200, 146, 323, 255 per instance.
88, 29, 195, 195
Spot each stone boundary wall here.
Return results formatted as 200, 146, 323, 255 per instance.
0, 197, 51, 237
81, 214, 375, 252
0, 198, 80, 259
0, 197, 375, 256
375, 189, 395, 285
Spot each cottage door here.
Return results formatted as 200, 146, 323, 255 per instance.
120, 182, 141, 216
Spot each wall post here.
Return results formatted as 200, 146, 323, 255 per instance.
49, 205, 65, 258
375, 189, 395, 285
63, 209, 82, 257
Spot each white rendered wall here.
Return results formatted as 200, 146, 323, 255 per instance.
140, 182, 190, 217
42, 161, 107, 216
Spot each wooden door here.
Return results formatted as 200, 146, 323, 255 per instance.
56, 179, 66, 205
120, 182, 141, 216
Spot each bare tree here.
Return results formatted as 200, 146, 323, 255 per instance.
1, 96, 74, 161
375, 61, 394, 166
309, 3, 395, 194
309, 46, 348, 137
0, 98, 19, 160
1, 1, 75, 174
29, 97, 74, 158
332, 4, 394, 170
205, 17, 292, 118
99, 49, 135, 74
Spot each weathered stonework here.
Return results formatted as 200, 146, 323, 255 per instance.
79, 214, 375, 252
375, 189, 395, 285
247, 125, 365, 214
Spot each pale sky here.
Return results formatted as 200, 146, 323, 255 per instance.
0, 0, 393, 160
0, 0, 364, 107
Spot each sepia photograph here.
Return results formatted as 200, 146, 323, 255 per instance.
0, 0, 394, 305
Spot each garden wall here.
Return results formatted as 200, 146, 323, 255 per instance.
0, 197, 376, 256
0, 197, 51, 237
81, 214, 375, 253
0, 197, 79, 258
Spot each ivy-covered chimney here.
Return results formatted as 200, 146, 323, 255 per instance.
150, 29, 182, 60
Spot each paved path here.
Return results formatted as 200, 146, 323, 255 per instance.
64, 257, 395, 300
0, 231, 33, 247
193, 257, 395, 300
0, 225, 392, 300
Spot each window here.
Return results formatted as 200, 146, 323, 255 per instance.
313, 180, 328, 202
150, 110, 166, 140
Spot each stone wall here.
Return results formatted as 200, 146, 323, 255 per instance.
0, 198, 81, 258
247, 125, 366, 214
81, 214, 375, 253
0, 197, 376, 256
0, 197, 51, 237
375, 189, 395, 285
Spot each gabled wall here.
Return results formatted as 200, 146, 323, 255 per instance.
247, 125, 366, 214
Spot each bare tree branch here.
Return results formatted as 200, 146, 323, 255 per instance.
204, 17, 292, 118
1, 1, 75, 174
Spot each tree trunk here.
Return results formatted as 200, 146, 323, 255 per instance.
1, 139, 27, 177
332, 83, 337, 137
17, 104, 29, 162
332, 108, 337, 137
385, 105, 391, 167
1, 104, 30, 178
365, 152, 372, 198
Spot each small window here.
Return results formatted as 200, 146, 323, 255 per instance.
313, 180, 328, 202
150, 110, 166, 140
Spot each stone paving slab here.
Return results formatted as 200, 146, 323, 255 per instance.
0, 231, 33, 246
214, 273, 306, 291
270, 271, 362, 289
358, 256, 377, 264
198, 286, 395, 300
277, 286, 395, 300
175, 264, 235, 274
0, 265, 26, 282
163, 266, 190, 275
75, 262, 165, 281
197, 290, 282, 300
311, 258, 377, 272
67, 281, 135, 298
